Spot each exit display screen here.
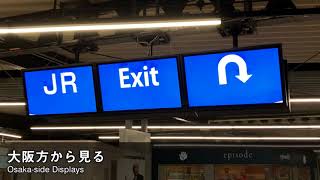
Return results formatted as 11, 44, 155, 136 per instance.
98, 57, 182, 111
184, 47, 284, 107
24, 66, 97, 116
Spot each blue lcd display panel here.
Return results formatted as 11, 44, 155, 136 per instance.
98, 57, 182, 111
24, 66, 97, 116
184, 47, 284, 107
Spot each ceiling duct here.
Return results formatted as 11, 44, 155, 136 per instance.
59, 0, 91, 9
210, 0, 236, 17
87, 0, 110, 4
160, 0, 188, 16
115, 0, 148, 17
266, 0, 296, 11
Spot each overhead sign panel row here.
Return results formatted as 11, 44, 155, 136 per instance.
23, 45, 287, 116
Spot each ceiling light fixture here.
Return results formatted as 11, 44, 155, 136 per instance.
0, 98, 317, 108
31, 126, 129, 130
31, 125, 320, 131
173, 117, 193, 123
98, 136, 120, 140
290, 98, 320, 103
155, 144, 320, 148
98, 136, 320, 141
31, 126, 142, 130
0, 102, 26, 106
5, 140, 98, 143
0, 98, 318, 108
0, 132, 22, 139
0, 19, 221, 34
147, 125, 320, 129
150, 136, 320, 141
151, 136, 320, 141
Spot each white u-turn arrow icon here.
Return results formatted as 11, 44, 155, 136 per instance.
218, 54, 252, 85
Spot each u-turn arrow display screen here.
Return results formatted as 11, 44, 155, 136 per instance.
183, 47, 284, 107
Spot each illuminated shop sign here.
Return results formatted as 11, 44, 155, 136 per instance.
98, 57, 182, 111
23, 66, 97, 116
183, 47, 285, 107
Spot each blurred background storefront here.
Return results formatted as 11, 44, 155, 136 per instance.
153, 146, 317, 180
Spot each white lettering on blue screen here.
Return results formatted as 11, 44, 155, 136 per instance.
119, 66, 160, 88
43, 72, 78, 95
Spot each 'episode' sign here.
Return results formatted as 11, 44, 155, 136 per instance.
98, 57, 182, 111
24, 66, 97, 116
183, 47, 285, 107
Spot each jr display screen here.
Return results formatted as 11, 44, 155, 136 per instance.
24, 66, 97, 116
183, 47, 284, 107
98, 57, 182, 111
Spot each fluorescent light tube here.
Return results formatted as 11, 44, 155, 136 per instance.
0, 102, 26, 106
290, 98, 320, 103
150, 136, 320, 141
98, 136, 120, 140
0, 19, 221, 34
31, 125, 320, 131
98, 136, 320, 141
0, 132, 22, 139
